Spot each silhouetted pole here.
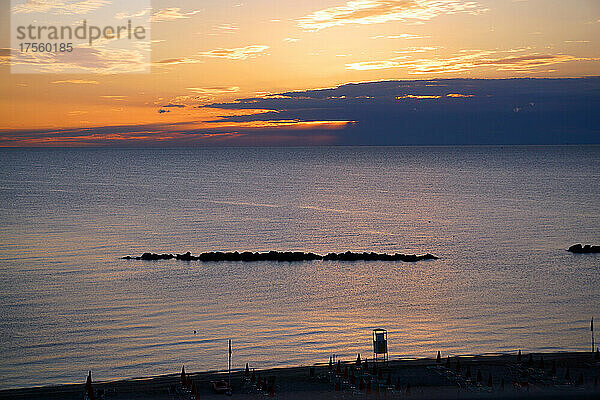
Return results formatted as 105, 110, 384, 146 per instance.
228, 339, 232, 389
592, 318, 595, 354
85, 371, 95, 400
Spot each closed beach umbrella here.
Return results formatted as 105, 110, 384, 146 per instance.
517, 350, 522, 362
356, 353, 361, 366
245, 363, 250, 377
329, 356, 333, 370
336, 360, 341, 374
85, 371, 95, 400
436, 351, 441, 364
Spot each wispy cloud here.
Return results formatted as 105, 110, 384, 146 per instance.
12, 0, 110, 15
215, 24, 240, 33
393, 46, 438, 53
3, 46, 149, 74
115, 8, 152, 20
298, 0, 483, 30
52, 80, 99, 85
0, 121, 248, 147
397, 94, 441, 99
347, 50, 600, 73
446, 93, 474, 97
346, 60, 404, 70
152, 8, 201, 22
156, 46, 269, 65
187, 87, 241, 94
198, 45, 270, 60
154, 57, 200, 66
371, 33, 423, 39
100, 95, 127, 100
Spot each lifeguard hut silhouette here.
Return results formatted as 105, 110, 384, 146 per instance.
372, 328, 388, 363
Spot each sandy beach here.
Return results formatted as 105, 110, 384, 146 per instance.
1, 352, 598, 400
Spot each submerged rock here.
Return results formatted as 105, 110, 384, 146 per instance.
122, 251, 439, 263
568, 244, 600, 254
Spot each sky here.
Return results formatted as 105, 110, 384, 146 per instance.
0, 0, 599, 146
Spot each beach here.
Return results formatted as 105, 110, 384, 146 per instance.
1, 352, 599, 399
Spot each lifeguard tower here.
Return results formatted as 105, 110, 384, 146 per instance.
372, 328, 388, 363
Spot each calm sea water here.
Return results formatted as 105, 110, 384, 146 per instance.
0, 146, 598, 390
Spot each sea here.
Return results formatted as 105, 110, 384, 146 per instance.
0, 146, 598, 390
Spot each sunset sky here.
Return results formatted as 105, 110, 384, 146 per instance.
1, 0, 599, 146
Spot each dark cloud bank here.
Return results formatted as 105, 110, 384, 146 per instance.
206, 77, 600, 145
1, 78, 598, 146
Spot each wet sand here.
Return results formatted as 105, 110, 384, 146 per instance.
1, 352, 599, 399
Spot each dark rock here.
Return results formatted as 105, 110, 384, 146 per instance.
123, 250, 439, 263
139, 252, 174, 261
568, 244, 600, 253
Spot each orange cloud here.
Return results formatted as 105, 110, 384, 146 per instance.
187, 87, 241, 94
198, 45, 270, 60
397, 94, 441, 99
52, 80, 100, 85
346, 60, 405, 70
156, 45, 270, 65
347, 50, 600, 73
12, 0, 110, 15
298, 0, 483, 30
151, 8, 202, 23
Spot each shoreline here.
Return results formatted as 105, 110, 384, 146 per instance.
2, 351, 599, 399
